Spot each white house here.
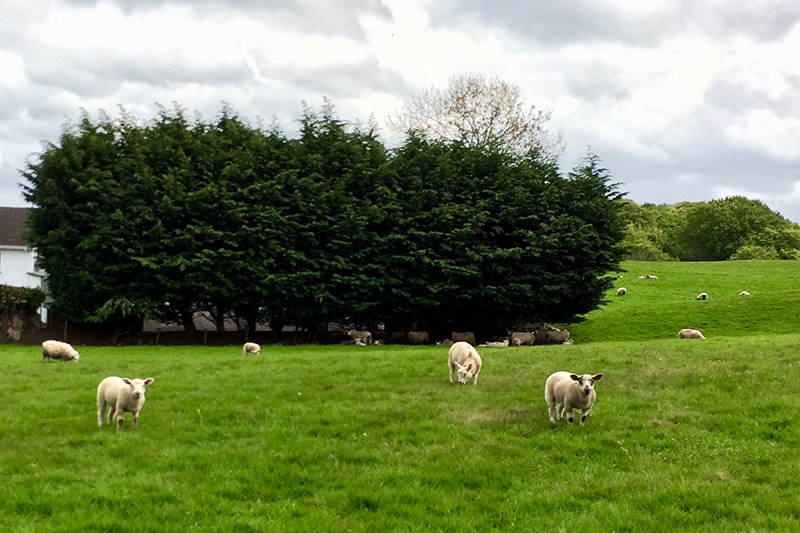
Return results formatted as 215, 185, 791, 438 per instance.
0, 207, 48, 321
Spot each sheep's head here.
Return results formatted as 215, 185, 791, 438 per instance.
570, 373, 603, 396
122, 377, 155, 400
454, 362, 477, 385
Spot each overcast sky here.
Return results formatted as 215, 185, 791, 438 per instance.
2, 0, 799, 222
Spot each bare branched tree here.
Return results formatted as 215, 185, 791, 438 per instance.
389, 73, 564, 161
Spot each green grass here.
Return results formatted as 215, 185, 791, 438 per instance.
570, 260, 800, 343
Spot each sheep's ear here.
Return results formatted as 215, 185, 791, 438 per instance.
592, 374, 604, 382
466, 363, 472, 372
569, 374, 580, 381
144, 378, 155, 386
122, 378, 132, 386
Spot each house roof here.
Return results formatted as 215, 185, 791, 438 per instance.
0, 207, 31, 247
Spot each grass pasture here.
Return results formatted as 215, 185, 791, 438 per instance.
3, 334, 800, 531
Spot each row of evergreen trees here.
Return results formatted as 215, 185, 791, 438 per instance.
22, 104, 626, 337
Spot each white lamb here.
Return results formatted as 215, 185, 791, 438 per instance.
545, 371, 604, 425
42, 340, 80, 362
243, 342, 261, 355
679, 328, 705, 339
448, 341, 482, 385
696, 292, 708, 300
739, 290, 750, 296
616, 287, 627, 296
97, 376, 155, 430
348, 329, 372, 345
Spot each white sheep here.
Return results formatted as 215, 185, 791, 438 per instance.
348, 329, 372, 345
510, 331, 536, 346
645, 275, 659, 280
451, 331, 476, 345
679, 328, 705, 339
696, 292, 708, 300
97, 376, 155, 430
545, 371, 603, 425
448, 341, 482, 385
739, 290, 750, 296
242, 342, 261, 355
42, 340, 80, 362
616, 287, 627, 296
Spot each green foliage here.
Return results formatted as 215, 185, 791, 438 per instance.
2, 336, 800, 530
729, 244, 780, 260
0, 285, 46, 315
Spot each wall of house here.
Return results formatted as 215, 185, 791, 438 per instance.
0, 246, 43, 289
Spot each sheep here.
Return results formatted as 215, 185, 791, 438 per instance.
739, 290, 750, 296
448, 341, 482, 385
348, 329, 372, 345
41, 340, 80, 362
645, 275, 659, 280
97, 376, 155, 430
545, 371, 603, 425
479, 339, 509, 347
407, 331, 430, 344
616, 287, 627, 296
696, 292, 708, 300
451, 331, 476, 345
242, 342, 261, 355
510, 331, 536, 346
534, 329, 570, 345
679, 328, 705, 339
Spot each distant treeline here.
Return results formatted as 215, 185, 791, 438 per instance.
21, 104, 626, 337
620, 197, 800, 261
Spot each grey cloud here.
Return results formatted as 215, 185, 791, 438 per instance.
564, 63, 630, 103
704, 74, 800, 117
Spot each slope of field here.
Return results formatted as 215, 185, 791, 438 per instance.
2, 336, 800, 531
570, 260, 800, 343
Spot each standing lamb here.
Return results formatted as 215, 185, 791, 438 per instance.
510, 332, 536, 346
696, 292, 708, 300
448, 341, 483, 385
348, 329, 372, 345
679, 328, 705, 339
97, 376, 155, 430
545, 371, 604, 425
242, 342, 261, 355
616, 287, 627, 296
42, 340, 80, 362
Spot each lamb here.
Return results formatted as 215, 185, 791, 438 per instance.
545, 371, 603, 425
451, 331, 476, 345
679, 328, 705, 339
242, 342, 261, 355
696, 292, 708, 300
616, 287, 627, 296
645, 275, 659, 280
510, 331, 536, 346
448, 341, 482, 385
97, 376, 155, 430
407, 331, 430, 344
739, 290, 750, 296
41, 340, 80, 362
348, 329, 372, 345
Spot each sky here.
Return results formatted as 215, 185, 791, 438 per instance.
2, 0, 799, 223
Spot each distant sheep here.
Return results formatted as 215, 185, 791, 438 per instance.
407, 331, 430, 344
448, 341, 482, 385
696, 292, 708, 300
645, 275, 659, 280
42, 340, 80, 362
479, 339, 509, 347
451, 331, 476, 345
545, 371, 604, 425
616, 287, 627, 296
348, 329, 372, 345
242, 342, 261, 355
439, 339, 454, 347
510, 332, 536, 346
97, 376, 155, 430
679, 328, 705, 339
534, 329, 570, 345
739, 290, 750, 296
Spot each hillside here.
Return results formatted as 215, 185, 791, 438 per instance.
569, 260, 800, 343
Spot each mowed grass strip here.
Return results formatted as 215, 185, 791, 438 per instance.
570, 260, 800, 343
2, 334, 800, 531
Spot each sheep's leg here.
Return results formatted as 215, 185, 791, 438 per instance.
547, 402, 557, 423
565, 407, 575, 424
116, 413, 125, 430
557, 404, 565, 421
132, 412, 139, 429
579, 409, 591, 425
108, 407, 116, 425
449, 363, 455, 383
473, 369, 480, 385
97, 401, 106, 427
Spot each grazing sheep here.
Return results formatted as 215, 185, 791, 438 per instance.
739, 290, 750, 296
645, 275, 659, 280
41, 340, 80, 362
545, 371, 603, 425
696, 292, 708, 300
679, 328, 705, 339
347, 329, 372, 345
534, 329, 570, 345
242, 342, 261, 355
448, 341, 482, 385
407, 331, 430, 344
97, 376, 155, 430
451, 331, 476, 345
616, 287, 627, 296
510, 331, 536, 346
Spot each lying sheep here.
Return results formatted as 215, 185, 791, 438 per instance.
448, 341, 482, 385
545, 371, 604, 425
696, 292, 708, 300
679, 328, 705, 339
617, 287, 627, 296
739, 290, 750, 296
97, 376, 155, 430
451, 331, 476, 345
510, 331, 536, 346
42, 340, 80, 362
348, 329, 372, 345
407, 331, 430, 344
242, 342, 261, 355
645, 275, 659, 280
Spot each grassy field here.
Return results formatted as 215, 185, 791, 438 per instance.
1, 260, 799, 531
